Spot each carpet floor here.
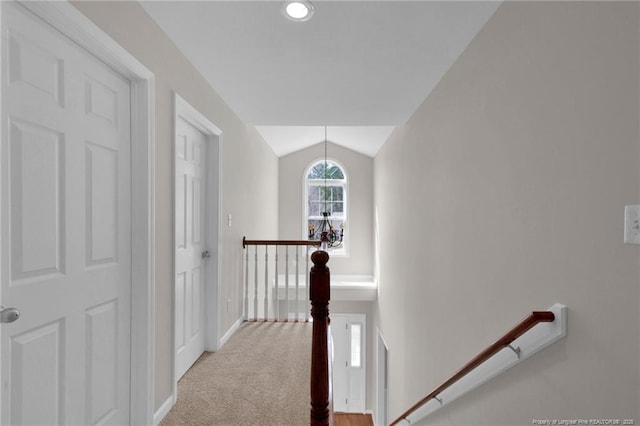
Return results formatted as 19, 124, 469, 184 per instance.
160, 321, 312, 426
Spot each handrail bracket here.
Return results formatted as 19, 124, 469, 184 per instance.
507, 344, 521, 359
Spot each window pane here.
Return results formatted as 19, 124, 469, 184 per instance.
308, 185, 320, 201
309, 201, 321, 216
308, 164, 325, 179
308, 218, 344, 238
332, 202, 343, 215
308, 219, 323, 239
320, 187, 331, 202
307, 161, 345, 180
332, 186, 343, 200
309, 185, 345, 215
350, 324, 361, 368
326, 164, 344, 179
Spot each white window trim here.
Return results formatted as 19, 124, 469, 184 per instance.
303, 158, 349, 257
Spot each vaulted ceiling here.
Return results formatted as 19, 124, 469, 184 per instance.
141, 1, 500, 157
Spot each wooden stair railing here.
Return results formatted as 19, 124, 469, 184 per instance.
242, 237, 321, 321
310, 249, 332, 426
390, 310, 556, 426
242, 237, 322, 248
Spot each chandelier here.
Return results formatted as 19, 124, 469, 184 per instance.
308, 127, 344, 249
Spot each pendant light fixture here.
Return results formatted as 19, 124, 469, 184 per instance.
308, 127, 344, 248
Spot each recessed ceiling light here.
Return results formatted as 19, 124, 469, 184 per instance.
282, 1, 314, 22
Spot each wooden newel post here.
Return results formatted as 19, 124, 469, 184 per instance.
310, 250, 330, 426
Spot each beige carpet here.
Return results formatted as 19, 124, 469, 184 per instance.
160, 321, 312, 426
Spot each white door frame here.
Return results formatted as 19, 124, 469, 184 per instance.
377, 330, 389, 426
0, 2, 156, 424
172, 93, 223, 397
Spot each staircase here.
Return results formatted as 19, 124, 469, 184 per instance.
244, 236, 375, 426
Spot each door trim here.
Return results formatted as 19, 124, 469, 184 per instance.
172, 93, 223, 400
377, 330, 389, 426
2, 2, 156, 424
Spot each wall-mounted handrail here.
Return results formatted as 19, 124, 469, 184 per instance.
390, 310, 556, 426
243, 237, 321, 248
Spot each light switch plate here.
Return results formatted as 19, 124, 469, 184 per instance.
624, 205, 640, 244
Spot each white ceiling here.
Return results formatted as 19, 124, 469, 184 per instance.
140, 1, 500, 157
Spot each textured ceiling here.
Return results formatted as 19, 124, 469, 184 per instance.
141, 1, 500, 156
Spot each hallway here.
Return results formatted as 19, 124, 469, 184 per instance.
161, 322, 311, 425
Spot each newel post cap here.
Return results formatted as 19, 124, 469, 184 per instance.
311, 250, 329, 269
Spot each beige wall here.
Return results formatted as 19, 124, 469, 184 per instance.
71, 2, 279, 411
279, 142, 373, 276
374, 2, 640, 424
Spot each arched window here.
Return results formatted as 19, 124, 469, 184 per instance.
305, 159, 347, 253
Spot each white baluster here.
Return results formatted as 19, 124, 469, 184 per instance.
244, 246, 249, 321
295, 246, 299, 322
305, 246, 310, 322
264, 246, 269, 321
274, 246, 279, 321
254, 246, 258, 321
285, 246, 289, 322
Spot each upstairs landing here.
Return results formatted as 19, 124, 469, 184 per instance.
161, 321, 311, 425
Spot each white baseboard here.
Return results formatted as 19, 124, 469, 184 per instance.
218, 316, 243, 349
153, 394, 175, 426
154, 316, 242, 424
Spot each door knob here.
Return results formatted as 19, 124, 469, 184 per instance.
201, 250, 211, 259
0, 306, 20, 324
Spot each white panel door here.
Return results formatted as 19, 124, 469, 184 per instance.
1, 3, 131, 425
332, 314, 366, 413
175, 117, 206, 379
